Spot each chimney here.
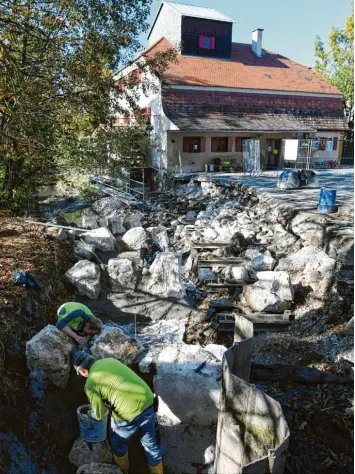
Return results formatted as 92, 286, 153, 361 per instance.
252, 28, 264, 57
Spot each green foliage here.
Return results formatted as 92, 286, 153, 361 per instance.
55, 175, 100, 200
315, 8, 354, 130
0, 0, 175, 209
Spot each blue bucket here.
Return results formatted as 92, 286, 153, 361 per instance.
209, 164, 215, 172
318, 189, 338, 213
77, 404, 108, 443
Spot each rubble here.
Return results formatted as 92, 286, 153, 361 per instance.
90, 326, 145, 365
121, 227, 147, 250
65, 260, 101, 299
26, 325, 75, 389
83, 227, 116, 251
81, 209, 100, 229
107, 258, 136, 292
69, 438, 112, 468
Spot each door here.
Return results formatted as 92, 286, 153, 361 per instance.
266, 139, 282, 167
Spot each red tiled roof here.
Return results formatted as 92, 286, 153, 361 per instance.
144, 38, 342, 95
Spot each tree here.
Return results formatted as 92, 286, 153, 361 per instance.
315, 9, 354, 131
0, 0, 175, 209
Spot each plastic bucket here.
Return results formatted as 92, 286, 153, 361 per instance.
77, 404, 108, 443
317, 189, 338, 213
209, 164, 215, 172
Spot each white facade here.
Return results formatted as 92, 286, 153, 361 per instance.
148, 3, 182, 50
113, 64, 177, 171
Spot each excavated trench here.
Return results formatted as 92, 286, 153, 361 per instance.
1, 176, 353, 474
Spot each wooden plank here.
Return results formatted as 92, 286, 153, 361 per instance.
192, 242, 230, 249
206, 283, 243, 288
198, 258, 243, 265
218, 312, 294, 322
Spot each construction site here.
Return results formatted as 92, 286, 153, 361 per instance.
0, 167, 353, 474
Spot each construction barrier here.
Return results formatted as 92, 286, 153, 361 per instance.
213, 316, 290, 474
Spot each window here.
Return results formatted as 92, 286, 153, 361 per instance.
211, 137, 230, 153
183, 137, 205, 153
198, 35, 215, 50
116, 81, 125, 93
333, 137, 338, 150
128, 69, 141, 86
135, 107, 151, 125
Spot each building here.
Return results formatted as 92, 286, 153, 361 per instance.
114, 1, 348, 174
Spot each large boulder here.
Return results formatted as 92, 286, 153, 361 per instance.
252, 250, 277, 271
74, 241, 96, 261
92, 196, 122, 217
69, 438, 112, 468
156, 343, 221, 427
124, 212, 144, 230
147, 226, 169, 249
276, 245, 336, 297
77, 465, 123, 474
290, 213, 326, 247
231, 266, 249, 282
26, 325, 75, 389
256, 271, 294, 301
108, 214, 126, 235
81, 209, 99, 230
242, 271, 294, 313
139, 252, 185, 299
108, 258, 136, 292
84, 227, 116, 251
65, 260, 101, 299
90, 327, 145, 366
121, 227, 147, 251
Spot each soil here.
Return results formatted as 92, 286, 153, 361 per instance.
0, 217, 78, 473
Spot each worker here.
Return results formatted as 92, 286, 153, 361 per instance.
73, 351, 163, 474
139, 238, 162, 273
56, 302, 102, 346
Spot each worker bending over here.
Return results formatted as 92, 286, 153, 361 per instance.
140, 238, 162, 273
73, 352, 163, 474
56, 302, 102, 346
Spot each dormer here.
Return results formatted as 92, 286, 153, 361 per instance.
148, 2, 233, 59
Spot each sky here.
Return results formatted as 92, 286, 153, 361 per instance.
139, 0, 352, 67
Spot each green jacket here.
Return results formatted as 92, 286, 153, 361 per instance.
85, 358, 154, 421
56, 302, 94, 333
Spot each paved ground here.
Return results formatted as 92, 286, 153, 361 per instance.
179, 169, 354, 216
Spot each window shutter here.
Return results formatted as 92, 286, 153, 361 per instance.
210, 37, 216, 49
124, 113, 130, 125
183, 138, 191, 153
200, 137, 206, 153
211, 138, 218, 152
228, 137, 233, 152
236, 137, 242, 152
333, 137, 338, 150
198, 35, 204, 48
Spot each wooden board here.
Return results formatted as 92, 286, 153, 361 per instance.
218, 312, 294, 322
